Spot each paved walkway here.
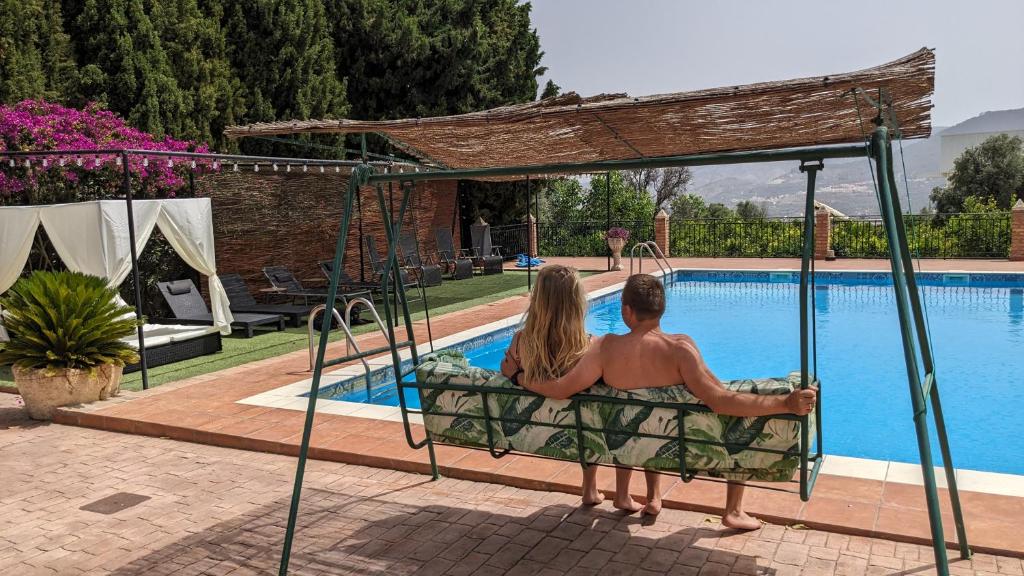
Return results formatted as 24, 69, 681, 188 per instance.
3, 395, 1018, 576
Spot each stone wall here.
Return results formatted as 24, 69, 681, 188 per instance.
197, 172, 460, 290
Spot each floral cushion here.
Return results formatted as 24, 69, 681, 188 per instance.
415, 350, 814, 482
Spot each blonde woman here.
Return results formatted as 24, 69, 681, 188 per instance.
501, 264, 657, 514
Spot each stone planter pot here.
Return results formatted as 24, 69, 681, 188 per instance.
607, 237, 626, 271
13, 365, 111, 420
99, 364, 125, 400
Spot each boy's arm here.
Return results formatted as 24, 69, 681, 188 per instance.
519, 337, 604, 400
677, 338, 816, 417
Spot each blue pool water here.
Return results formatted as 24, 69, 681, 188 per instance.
329, 271, 1024, 475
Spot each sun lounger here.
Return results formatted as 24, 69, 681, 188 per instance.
220, 273, 313, 327
157, 279, 285, 338
262, 266, 372, 306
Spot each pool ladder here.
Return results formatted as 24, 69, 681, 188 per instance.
629, 241, 675, 285
307, 298, 391, 399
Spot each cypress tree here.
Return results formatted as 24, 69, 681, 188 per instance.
0, 0, 76, 103
327, 0, 544, 121
69, 0, 187, 137
148, 0, 244, 150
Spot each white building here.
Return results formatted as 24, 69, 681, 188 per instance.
940, 108, 1024, 173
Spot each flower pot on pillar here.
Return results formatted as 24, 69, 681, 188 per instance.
607, 237, 626, 270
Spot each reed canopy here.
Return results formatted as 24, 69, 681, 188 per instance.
224, 49, 934, 171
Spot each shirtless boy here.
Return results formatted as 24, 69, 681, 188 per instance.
521, 274, 817, 529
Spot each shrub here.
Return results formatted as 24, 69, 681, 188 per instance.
0, 271, 139, 373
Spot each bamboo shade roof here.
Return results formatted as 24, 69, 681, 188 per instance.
224, 49, 934, 170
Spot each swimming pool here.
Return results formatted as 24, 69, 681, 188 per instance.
321, 270, 1024, 475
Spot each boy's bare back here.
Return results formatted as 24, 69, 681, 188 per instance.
600, 330, 697, 390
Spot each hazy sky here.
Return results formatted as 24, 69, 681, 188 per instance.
530, 1, 1024, 127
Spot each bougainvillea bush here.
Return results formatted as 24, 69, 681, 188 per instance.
0, 100, 210, 203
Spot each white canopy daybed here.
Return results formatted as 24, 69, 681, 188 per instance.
0, 198, 233, 365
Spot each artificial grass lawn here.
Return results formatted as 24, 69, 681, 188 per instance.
0, 270, 593, 392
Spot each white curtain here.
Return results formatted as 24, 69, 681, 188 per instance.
39, 200, 162, 287
0, 207, 42, 341
157, 198, 233, 334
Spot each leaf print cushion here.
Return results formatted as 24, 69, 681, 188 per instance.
415, 351, 814, 482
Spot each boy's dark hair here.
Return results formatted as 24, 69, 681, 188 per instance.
622, 274, 665, 320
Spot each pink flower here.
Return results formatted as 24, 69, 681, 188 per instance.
0, 100, 212, 196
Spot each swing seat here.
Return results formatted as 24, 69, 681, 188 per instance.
414, 351, 815, 482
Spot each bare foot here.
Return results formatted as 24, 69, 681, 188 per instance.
613, 496, 643, 514
642, 497, 662, 517
582, 490, 605, 506
722, 510, 762, 531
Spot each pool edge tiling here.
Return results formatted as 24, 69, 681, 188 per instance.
49, 261, 1024, 557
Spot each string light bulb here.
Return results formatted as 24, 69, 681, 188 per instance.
115, 156, 122, 166
272, 163, 278, 172
167, 158, 174, 168
190, 160, 197, 169
93, 157, 100, 167
319, 165, 324, 173
302, 164, 307, 173
285, 164, 290, 172
143, 158, 149, 167
254, 164, 260, 172
233, 163, 239, 172
59, 157, 66, 167
76, 157, 83, 166
212, 161, 219, 170
41, 158, 48, 168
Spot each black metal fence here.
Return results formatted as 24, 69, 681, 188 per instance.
537, 220, 655, 257
831, 213, 1011, 259
489, 223, 529, 260
670, 217, 806, 257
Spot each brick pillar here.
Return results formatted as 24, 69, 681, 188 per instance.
654, 209, 670, 257
1011, 199, 1024, 262
814, 207, 832, 260
527, 214, 538, 257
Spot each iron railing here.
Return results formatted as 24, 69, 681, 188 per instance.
831, 213, 1011, 259
670, 217, 805, 257
489, 223, 529, 260
536, 219, 654, 257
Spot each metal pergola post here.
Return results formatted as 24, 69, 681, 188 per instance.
526, 175, 532, 290
121, 152, 149, 390
606, 172, 611, 271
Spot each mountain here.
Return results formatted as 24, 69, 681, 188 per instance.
688, 128, 948, 216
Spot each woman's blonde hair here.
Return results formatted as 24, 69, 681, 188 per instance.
519, 264, 589, 384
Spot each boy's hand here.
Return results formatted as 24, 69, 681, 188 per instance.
785, 388, 817, 416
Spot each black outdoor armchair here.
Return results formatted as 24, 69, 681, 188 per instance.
262, 265, 372, 306
434, 227, 473, 280
470, 223, 504, 275
399, 231, 444, 287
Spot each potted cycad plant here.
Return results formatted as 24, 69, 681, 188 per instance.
0, 271, 139, 420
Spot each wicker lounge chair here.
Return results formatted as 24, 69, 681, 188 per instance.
434, 228, 473, 280
262, 266, 372, 306
470, 223, 504, 275
123, 324, 222, 372
220, 273, 313, 328
399, 232, 443, 287
364, 236, 421, 301
157, 279, 285, 338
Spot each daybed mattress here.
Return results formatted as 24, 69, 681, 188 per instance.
121, 324, 221, 349
415, 351, 814, 482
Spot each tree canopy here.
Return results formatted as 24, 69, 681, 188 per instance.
0, 0, 546, 152
931, 133, 1024, 215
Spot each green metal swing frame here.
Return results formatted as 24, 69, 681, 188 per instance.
278, 122, 970, 575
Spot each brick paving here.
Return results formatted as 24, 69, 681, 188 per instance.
3, 395, 1019, 576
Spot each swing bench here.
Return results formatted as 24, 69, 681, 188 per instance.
231, 48, 970, 576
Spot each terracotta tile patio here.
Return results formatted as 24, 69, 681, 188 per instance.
46, 258, 1024, 559
6, 399, 1019, 575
